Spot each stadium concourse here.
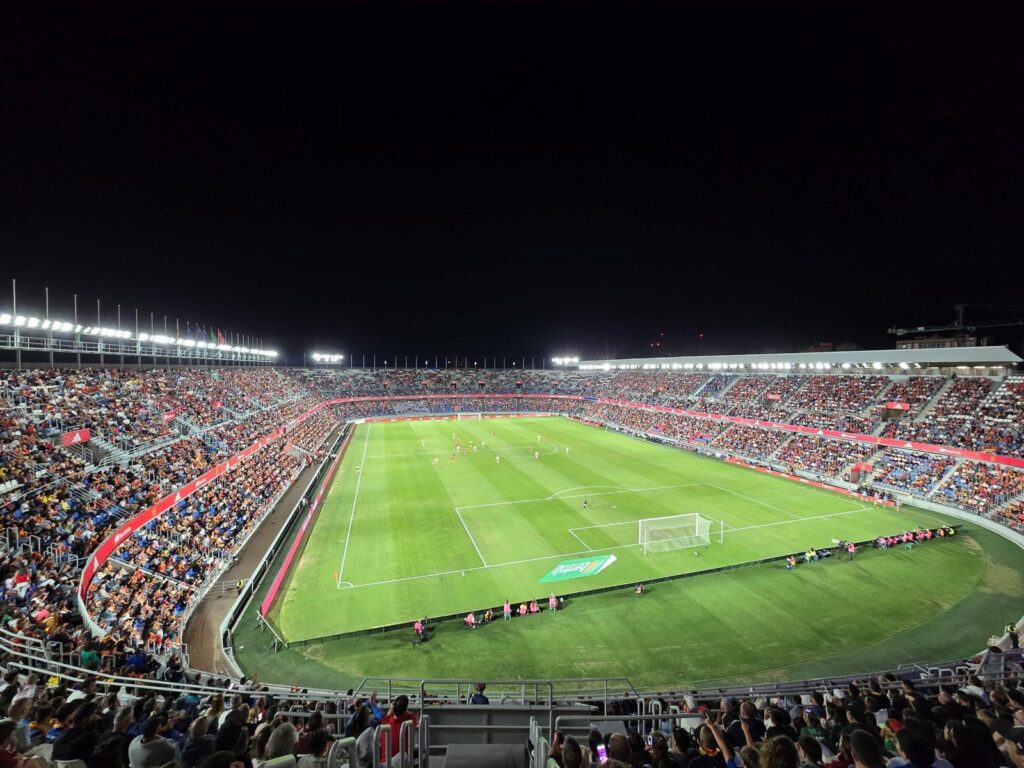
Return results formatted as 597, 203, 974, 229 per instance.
1, 353, 1024, 767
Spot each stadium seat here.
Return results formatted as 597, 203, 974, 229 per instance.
327, 737, 355, 768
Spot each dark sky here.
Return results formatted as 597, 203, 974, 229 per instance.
2, 2, 1023, 365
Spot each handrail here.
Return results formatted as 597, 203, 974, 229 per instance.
372, 723, 392, 768
418, 715, 430, 768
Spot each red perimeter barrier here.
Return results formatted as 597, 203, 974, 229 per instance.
260, 428, 353, 616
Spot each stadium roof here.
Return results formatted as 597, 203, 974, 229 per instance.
577, 345, 1021, 371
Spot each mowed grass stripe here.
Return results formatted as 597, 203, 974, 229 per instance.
274, 417, 952, 639
237, 526, 1024, 691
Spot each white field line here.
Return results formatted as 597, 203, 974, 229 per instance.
340, 503, 872, 590
547, 485, 623, 499
567, 528, 595, 551
336, 425, 371, 587
364, 441, 599, 459
705, 482, 804, 521
454, 483, 703, 513
456, 508, 489, 567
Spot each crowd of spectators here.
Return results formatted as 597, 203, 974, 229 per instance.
787, 409, 878, 435
0, 657, 1019, 768
934, 463, 1024, 514
87, 413, 331, 654
994, 499, 1024, 530
774, 435, 875, 477
4, 364, 1024, 713
880, 376, 944, 415
786, 375, 888, 413
883, 377, 993, 447
0, 368, 340, 690
710, 425, 791, 459
871, 450, 957, 493
550, 672, 1024, 768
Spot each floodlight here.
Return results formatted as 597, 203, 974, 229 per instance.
0, 314, 10, 324
14, 316, 27, 327
872, 362, 883, 369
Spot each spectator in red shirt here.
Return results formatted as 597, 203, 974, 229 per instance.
379, 695, 417, 766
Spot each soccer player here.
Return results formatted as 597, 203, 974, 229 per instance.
432, 457, 438, 465
583, 498, 588, 510
534, 451, 539, 459
495, 455, 501, 464
565, 446, 570, 454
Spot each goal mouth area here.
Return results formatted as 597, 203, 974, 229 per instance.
639, 512, 721, 555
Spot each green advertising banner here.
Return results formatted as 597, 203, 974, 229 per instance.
538, 554, 617, 584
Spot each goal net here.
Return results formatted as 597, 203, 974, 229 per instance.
456, 412, 482, 420
639, 513, 714, 555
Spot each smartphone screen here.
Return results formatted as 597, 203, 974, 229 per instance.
597, 744, 608, 764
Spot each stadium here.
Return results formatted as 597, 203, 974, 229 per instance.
1, 313, 1023, 766
5, 3, 1024, 766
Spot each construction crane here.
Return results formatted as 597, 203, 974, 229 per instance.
888, 304, 1024, 346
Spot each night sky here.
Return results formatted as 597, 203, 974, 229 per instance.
2, 2, 1022, 365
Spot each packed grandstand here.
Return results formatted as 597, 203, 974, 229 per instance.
1, 352, 1024, 768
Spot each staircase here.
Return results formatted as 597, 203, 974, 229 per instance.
913, 377, 956, 423
839, 446, 887, 478
993, 489, 1024, 518
86, 434, 132, 467
927, 457, 966, 499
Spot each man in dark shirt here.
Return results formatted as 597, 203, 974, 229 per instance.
52, 702, 99, 765
95, 706, 133, 767
725, 701, 765, 748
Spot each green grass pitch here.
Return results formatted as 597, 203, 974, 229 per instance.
239, 417, 1024, 690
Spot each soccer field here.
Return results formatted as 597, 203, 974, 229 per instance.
268, 416, 952, 640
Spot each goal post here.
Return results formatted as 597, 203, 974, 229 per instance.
639, 513, 719, 555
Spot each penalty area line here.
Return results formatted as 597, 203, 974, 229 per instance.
340, 502, 875, 591
455, 508, 489, 567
